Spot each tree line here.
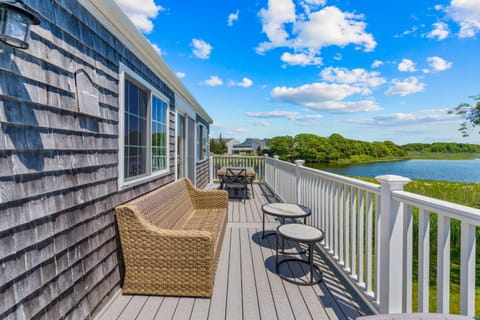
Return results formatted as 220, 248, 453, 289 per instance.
265, 133, 480, 163
265, 133, 408, 163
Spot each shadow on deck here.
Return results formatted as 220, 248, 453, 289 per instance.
94, 184, 375, 320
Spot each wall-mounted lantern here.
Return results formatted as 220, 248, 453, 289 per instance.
0, 0, 39, 49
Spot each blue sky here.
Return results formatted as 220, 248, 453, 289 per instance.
115, 0, 480, 145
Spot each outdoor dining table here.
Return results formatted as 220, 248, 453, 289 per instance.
216, 166, 256, 178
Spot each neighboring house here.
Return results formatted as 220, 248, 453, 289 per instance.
0, 1, 211, 319
232, 138, 268, 155
212, 137, 239, 154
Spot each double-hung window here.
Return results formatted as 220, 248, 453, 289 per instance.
120, 65, 169, 187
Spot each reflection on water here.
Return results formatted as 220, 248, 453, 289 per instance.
307, 159, 480, 182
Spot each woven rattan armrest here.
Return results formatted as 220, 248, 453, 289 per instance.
190, 189, 228, 210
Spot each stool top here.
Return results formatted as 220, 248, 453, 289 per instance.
262, 203, 311, 218
277, 223, 324, 243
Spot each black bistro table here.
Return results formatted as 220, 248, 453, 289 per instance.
261, 203, 311, 239
275, 223, 325, 285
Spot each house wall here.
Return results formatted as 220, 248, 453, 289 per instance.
0, 1, 209, 319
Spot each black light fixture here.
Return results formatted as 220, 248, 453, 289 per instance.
0, 0, 39, 49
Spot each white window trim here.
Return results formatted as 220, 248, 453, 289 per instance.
118, 63, 170, 190
197, 123, 208, 162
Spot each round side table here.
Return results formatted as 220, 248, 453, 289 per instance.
275, 223, 325, 285
261, 203, 311, 239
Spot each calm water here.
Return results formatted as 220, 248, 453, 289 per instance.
308, 159, 480, 182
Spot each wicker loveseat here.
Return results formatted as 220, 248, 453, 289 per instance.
115, 178, 228, 297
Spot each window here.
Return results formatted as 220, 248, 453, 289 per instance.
120, 66, 170, 187
151, 96, 168, 172
197, 123, 208, 161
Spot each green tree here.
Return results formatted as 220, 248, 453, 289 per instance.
210, 135, 227, 154
266, 136, 295, 161
449, 95, 480, 137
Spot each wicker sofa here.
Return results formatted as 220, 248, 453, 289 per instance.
115, 178, 228, 297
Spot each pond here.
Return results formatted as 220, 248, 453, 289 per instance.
308, 159, 480, 182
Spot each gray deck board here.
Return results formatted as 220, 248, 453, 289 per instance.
94, 184, 373, 320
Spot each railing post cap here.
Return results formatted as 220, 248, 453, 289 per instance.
264, 153, 269, 158
295, 159, 305, 166
274, 155, 280, 159
375, 174, 411, 185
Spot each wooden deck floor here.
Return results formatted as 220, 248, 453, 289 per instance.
94, 184, 373, 320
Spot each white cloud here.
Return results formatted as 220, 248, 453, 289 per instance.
257, 3, 376, 62
426, 56, 453, 71
371, 60, 383, 68
427, 22, 450, 40
250, 120, 270, 126
445, 0, 480, 38
333, 53, 342, 61
320, 67, 386, 88
300, 0, 327, 14
115, 0, 163, 33
293, 6, 376, 52
257, 0, 296, 53
385, 77, 425, 96
229, 77, 253, 88
204, 76, 223, 87
307, 100, 382, 113
176, 72, 186, 79
394, 25, 419, 38
346, 109, 457, 126
270, 82, 382, 112
398, 59, 417, 72
192, 39, 212, 59
228, 10, 240, 26
281, 52, 322, 66
245, 110, 322, 121
271, 82, 363, 106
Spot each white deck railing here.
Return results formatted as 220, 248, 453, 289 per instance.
209, 155, 265, 182
264, 155, 479, 317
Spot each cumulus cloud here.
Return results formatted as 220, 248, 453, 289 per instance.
307, 100, 382, 113
204, 76, 223, 87
229, 77, 253, 88
115, 0, 163, 33
192, 39, 212, 59
250, 120, 270, 126
257, 2, 376, 64
445, 0, 480, 37
320, 67, 386, 88
272, 82, 363, 105
293, 6, 376, 51
281, 52, 322, 66
270, 82, 382, 112
176, 72, 186, 79
394, 25, 419, 38
427, 22, 450, 40
371, 60, 383, 68
228, 10, 240, 26
426, 56, 453, 71
245, 110, 323, 121
346, 109, 457, 126
385, 77, 425, 96
398, 59, 417, 72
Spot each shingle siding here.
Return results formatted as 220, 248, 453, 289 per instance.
0, 1, 193, 319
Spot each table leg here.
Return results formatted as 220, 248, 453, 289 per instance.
262, 211, 265, 238
275, 232, 279, 273
309, 244, 313, 283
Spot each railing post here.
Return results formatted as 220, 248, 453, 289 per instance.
209, 155, 214, 184
263, 153, 268, 183
295, 159, 305, 204
375, 175, 411, 314
273, 155, 279, 197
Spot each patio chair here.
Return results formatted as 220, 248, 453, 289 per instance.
215, 164, 226, 189
225, 168, 248, 201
